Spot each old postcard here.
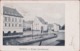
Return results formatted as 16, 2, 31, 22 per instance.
0, 1, 79, 51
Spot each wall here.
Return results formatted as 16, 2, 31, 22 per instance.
3, 15, 23, 33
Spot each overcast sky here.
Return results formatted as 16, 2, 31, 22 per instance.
3, 2, 65, 26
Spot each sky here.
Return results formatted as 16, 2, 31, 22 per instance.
3, 2, 65, 26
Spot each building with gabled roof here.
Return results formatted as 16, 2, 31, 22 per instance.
52, 23, 60, 31
32, 16, 48, 32
3, 6, 23, 35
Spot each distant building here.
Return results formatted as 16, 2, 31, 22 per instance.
59, 24, 65, 32
3, 6, 23, 35
52, 23, 60, 31
48, 24, 53, 30
23, 20, 33, 31
32, 17, 48, 32
47, 24, 53, 33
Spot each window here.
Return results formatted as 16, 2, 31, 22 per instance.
15, 24, 17, 27
19, 19, 21, 22
5, 17, 7, 21
12, 24, 14, 27
15, 18, 17, 22
5, 23, 7, 27
19, 24, 21, 27
9, 23, 10, 27
12, 18, 14, 22
8, 17, 10, 22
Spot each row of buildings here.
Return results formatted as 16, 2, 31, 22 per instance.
3, 6, 62, 35
23, 17, 60, 32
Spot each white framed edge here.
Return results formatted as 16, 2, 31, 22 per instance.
0, 1, 79, 51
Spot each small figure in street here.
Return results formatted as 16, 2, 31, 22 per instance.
41, 26, 43, 33
41, 26, 43, 38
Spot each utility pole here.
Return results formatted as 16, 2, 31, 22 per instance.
32, 21, 33, 39
39, 26, 43, 46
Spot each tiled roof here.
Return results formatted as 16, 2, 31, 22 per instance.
3, 6, 23, 18
37, 17, 47, 24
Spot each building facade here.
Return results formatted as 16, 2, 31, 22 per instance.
32, 17, 48, 32
3, 6, 23, 35
52, 23, 60, 31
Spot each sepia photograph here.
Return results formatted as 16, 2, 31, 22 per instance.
3, 2, 65, 46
